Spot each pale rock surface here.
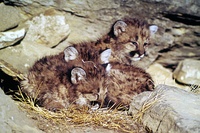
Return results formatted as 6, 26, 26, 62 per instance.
24, 9, 70, 48
0, 28, 26, 49
0, 3, 21, 32
129, 84, 200, 133
173, 59, 200, 85
0, 88, 44, 133
0, 9, 71, 74
147, 63, 190, 91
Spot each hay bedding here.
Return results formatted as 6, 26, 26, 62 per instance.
14, 87, 147, 133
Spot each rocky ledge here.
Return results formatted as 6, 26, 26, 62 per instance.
129, 84, 200, 133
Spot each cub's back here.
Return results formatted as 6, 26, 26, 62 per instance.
104, 62, 154, 107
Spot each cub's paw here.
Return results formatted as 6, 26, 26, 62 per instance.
45, 101, 65, 112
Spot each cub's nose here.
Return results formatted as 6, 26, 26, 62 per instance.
138, 50, 145, 56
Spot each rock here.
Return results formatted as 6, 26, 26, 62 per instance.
171, 27, 186, 36
0, 88, 44, 133
0, 28, 26, 49
0, 3, 21, 32
0, 29, 25, 42
156, 44, 200, 70
0, 59, 25, 80
24, 9, 70, 48
147, 63, 190, 91
142, 0, 200, 16
0, 9, 71, 74
173, 59, 200, 85
129, 84, 200, 133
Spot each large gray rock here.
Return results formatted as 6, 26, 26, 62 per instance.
0, 3, 21, 32
173, 59, 200, 85
129, 84, 200, 133
0, 88, 44, 133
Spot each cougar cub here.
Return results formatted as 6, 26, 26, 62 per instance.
21, 47, 111, 111
71, 17, 158, 64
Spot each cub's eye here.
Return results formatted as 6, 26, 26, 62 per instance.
131, 41, 138, 45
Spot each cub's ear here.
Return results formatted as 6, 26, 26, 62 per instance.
71, 67, 86, 84
100, 49, 111, 64
113, 20, 127, 37
64, 46, 78, 62
149, 25, 158, 35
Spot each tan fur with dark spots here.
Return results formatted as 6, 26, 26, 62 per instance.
68, 18, 156, 108
21, 52, 109, 111
104, 62, 154, 108
71, 17, 156, 64
21, 18, 156, 111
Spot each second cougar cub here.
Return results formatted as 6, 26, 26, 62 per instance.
65, 47, 155, 108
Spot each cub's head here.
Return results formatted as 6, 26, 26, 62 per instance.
70, 61, 111, 107
64, 47, 112, 108
109, 18, 158, 62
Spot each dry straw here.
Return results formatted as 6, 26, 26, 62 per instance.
132, 90, 160, 124
13, 87, 148, 133
6, 59, 158, 132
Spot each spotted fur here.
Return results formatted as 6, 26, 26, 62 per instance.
104, 62, 154, 108
71, 17, 158, 64
21, 18, 157, 111
21, 48, 111, 111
